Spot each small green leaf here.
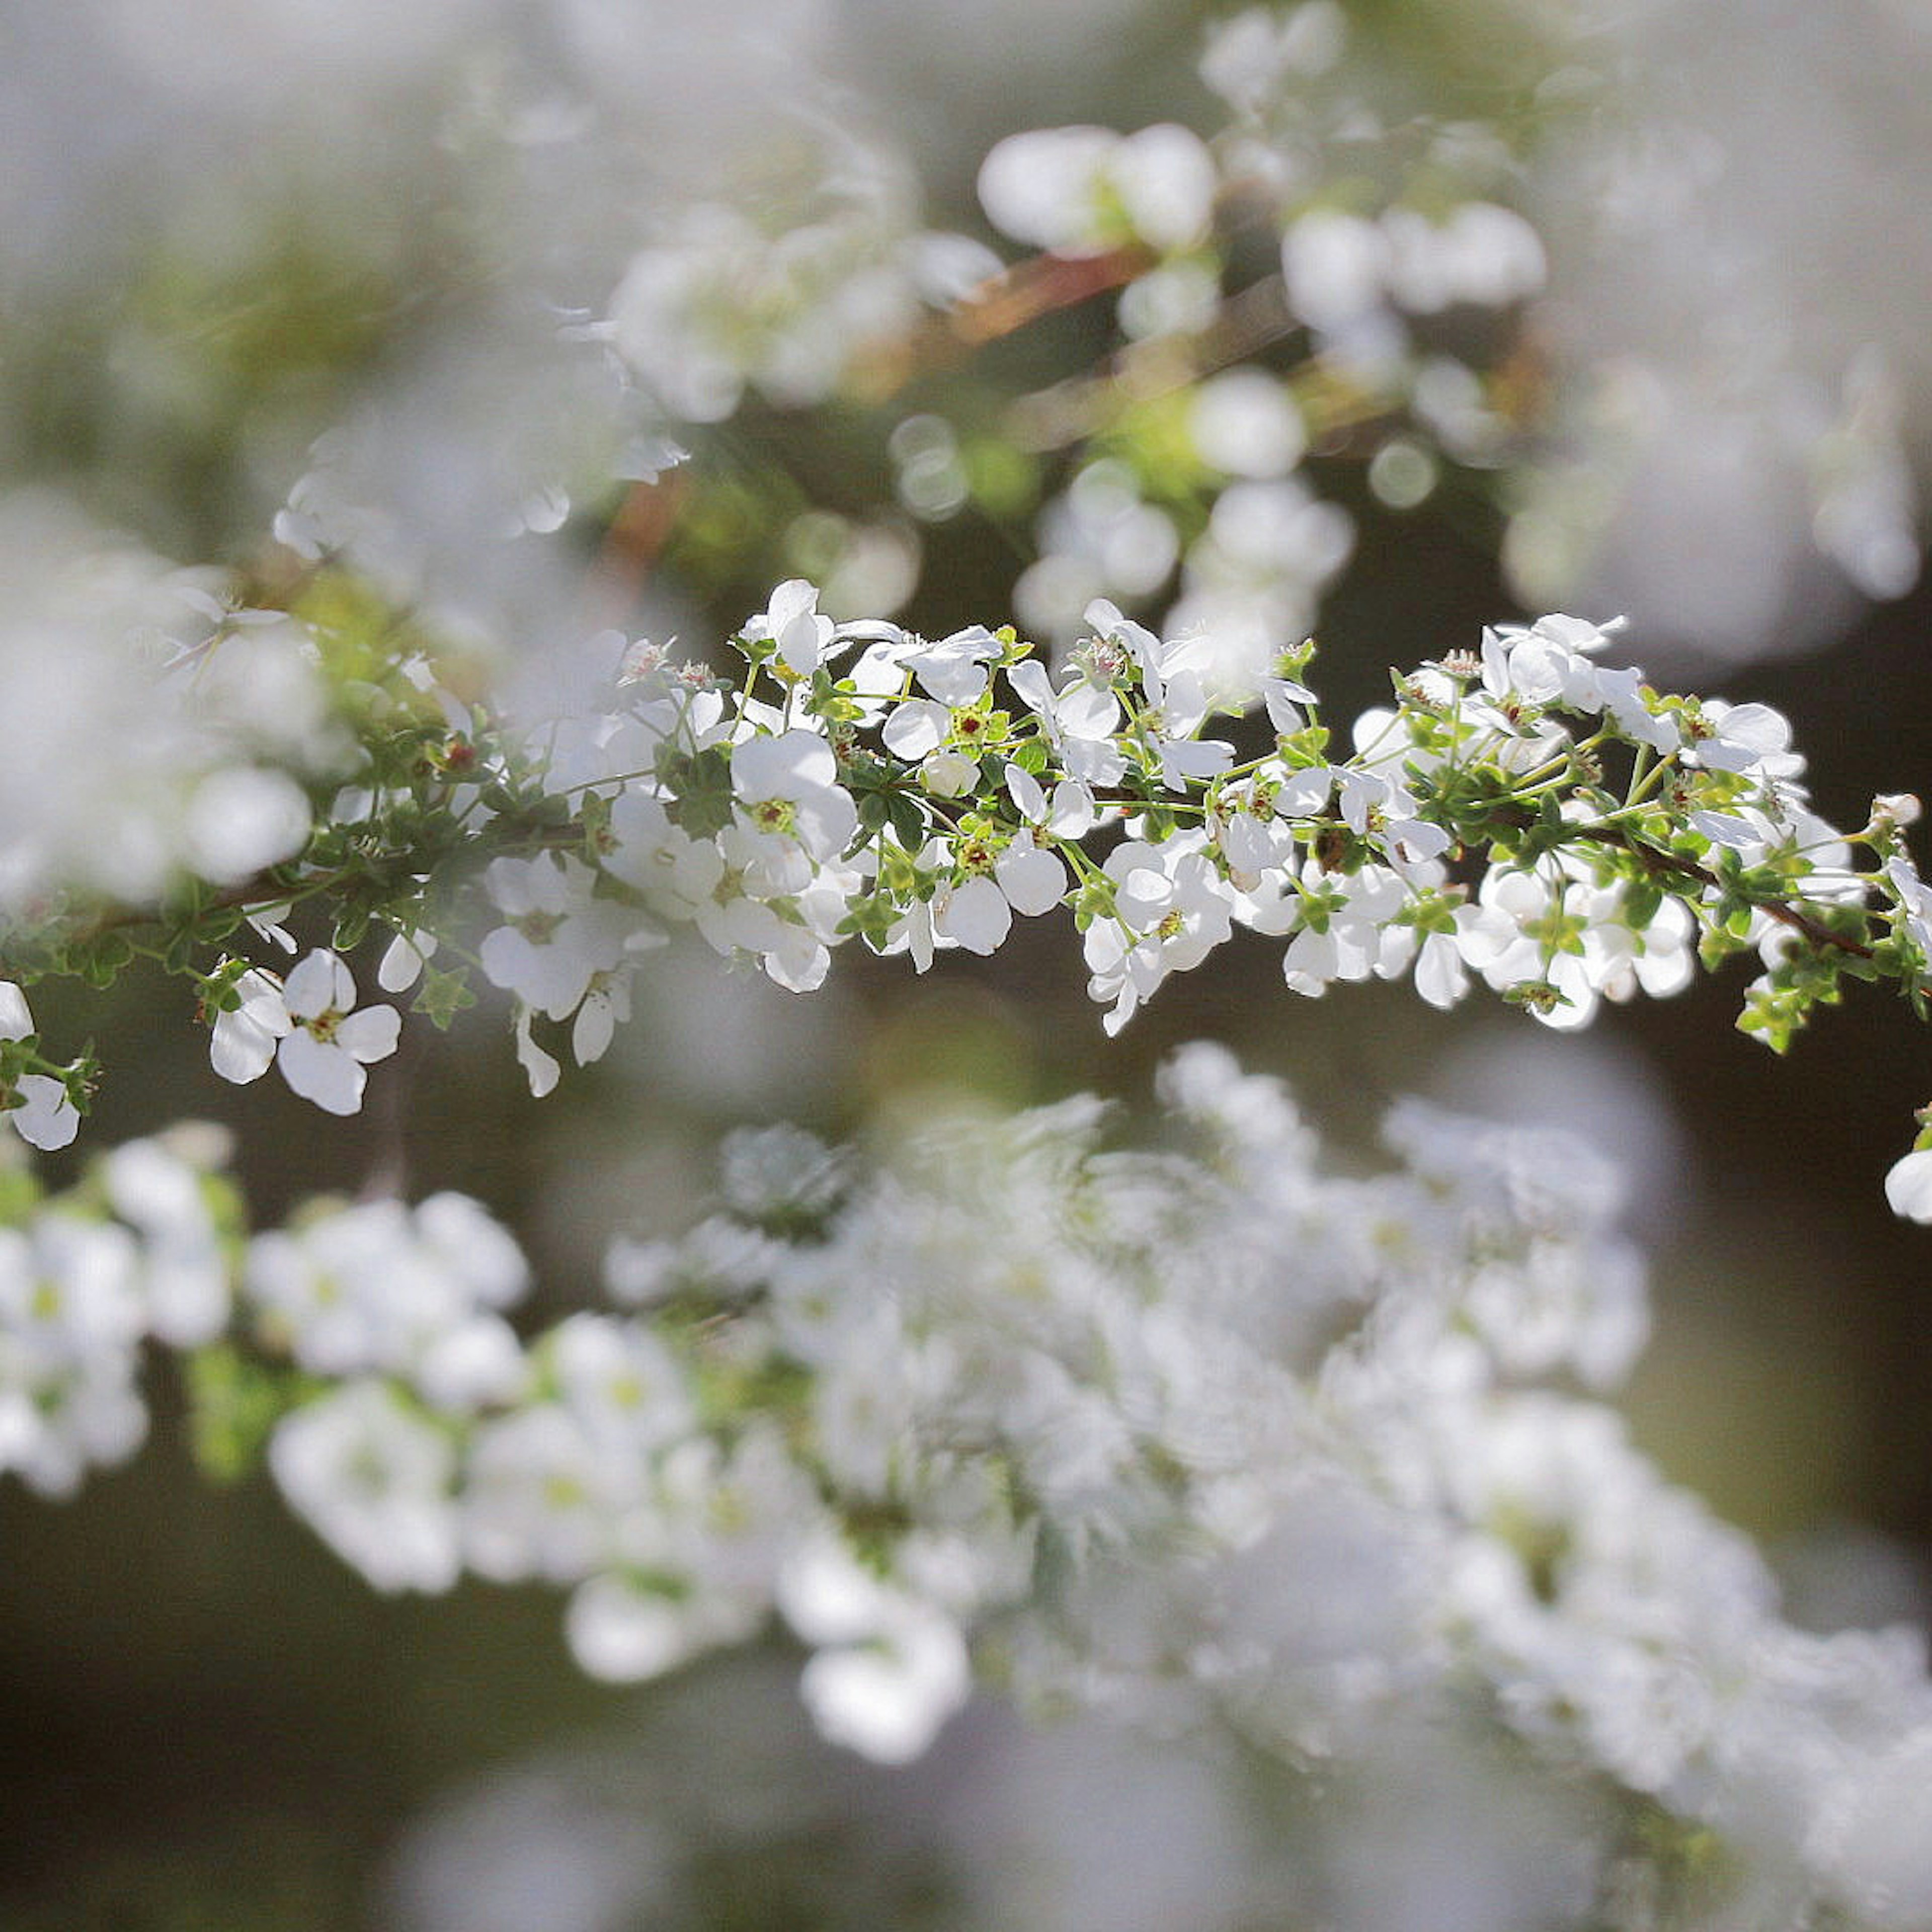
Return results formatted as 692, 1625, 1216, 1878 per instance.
185, 1343, 288, 1485
413, 964, 477, 1031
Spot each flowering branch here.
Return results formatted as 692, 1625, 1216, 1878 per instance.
8, 1048, 1932, 1916
3, 575, 1930, 1217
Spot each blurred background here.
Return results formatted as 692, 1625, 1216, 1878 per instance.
6, 0, 1932, 1923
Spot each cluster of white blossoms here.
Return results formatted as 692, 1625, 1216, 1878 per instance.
155, 574, 1919, 1216
15, 1049, 1932, 1924
10, 0, 1928, 1221
11, 554, 1932, 1222
0, 495, 339, 922
8, 5, 1932, 1922
607, 130, 999, 428
0, 1129, 231, 1496
974, 4, 1550, 653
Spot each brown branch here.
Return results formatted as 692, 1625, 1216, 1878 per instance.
1567, 822, 1878, 962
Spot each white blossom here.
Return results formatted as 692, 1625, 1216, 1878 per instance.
275, 950, 402, 1115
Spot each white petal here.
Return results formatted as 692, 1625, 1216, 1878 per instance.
761, 933, 831, 994
573, 993, 616, 1066
798, 1609, 971, 1764
881, 700, 946, 760
567, 1575, 697, 1681
10, 1074, 78, 1150
764, 579, 820, 635
283, 950, 351, 1021
0, 982, 33, 1041
1413, 934, 1468, 1011
1158, 737, 1235, 789
1047, 781, 1096, 839
335, 1004, 401, 1066
778, 1539, 891, 1646
1885, 1148, 1932, 1222
1275, 768, 1334, 817
996, 845, 1068, 917
377, 932, 435, 993
778, 609, 827, 676
934, 876, 1012, 955
1004, 764, 1048, 822
210, 1008, 280, 1085
513, 1009, 559, 1098
918, 750, 978, 799
1056, 680, 1120, 741
733, 729, 835, 802
277, 1033, 366, 1115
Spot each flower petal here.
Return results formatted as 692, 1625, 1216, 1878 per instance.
336, 1005, 402, 1066
1885, 1147, 1932, 1223
277, 1032, 367, 1115
283, 950, 351, 1021
0, 982, 33, 1042
996, 844, 1068, 918
10, 1074, 78, 1150
935, 875, 1012, 955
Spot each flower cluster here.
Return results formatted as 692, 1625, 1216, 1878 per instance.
970, 4, 1553, 653
14, 1053, 1932, 1924
0, 497, 338, 925
9, 563, 1932, 1223
0, 1129, 232, 1496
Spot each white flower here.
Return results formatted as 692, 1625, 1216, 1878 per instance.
1687, 699, 1802, 779
103, 1138, 229, 1345
0, 1217, 147, 1494
7, 1074, 78, 1152
978, 124, 1215, 256
548, 1313, 696, 1457
0, 981, 80, 1151
479, 853, 639, 1024
1085, 838, 1236, 1032
744, 579, 834, 676
270, 1381, 461, 1594
462, 1404, 623, 1584
208, 968, 292, 1086
275, 950, 401, 1116
731, 730, 859, 863
918, 748, 979, 799
906, 625, 1002, 708
1481, 613, 1623, 710
778, 1538, 973, 1763
1885, 1147, 1932, 1223
1007, 657, 1125, 787
1279, 861, 1408, 996
246, 1189, 527, 1384
1085, 597, 1235, 788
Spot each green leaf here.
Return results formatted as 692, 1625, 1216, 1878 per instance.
185, 1343, 288, 1485
1623, 877, 1665, 933
413, 964, 477, 1031
886, 792, 928, 851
